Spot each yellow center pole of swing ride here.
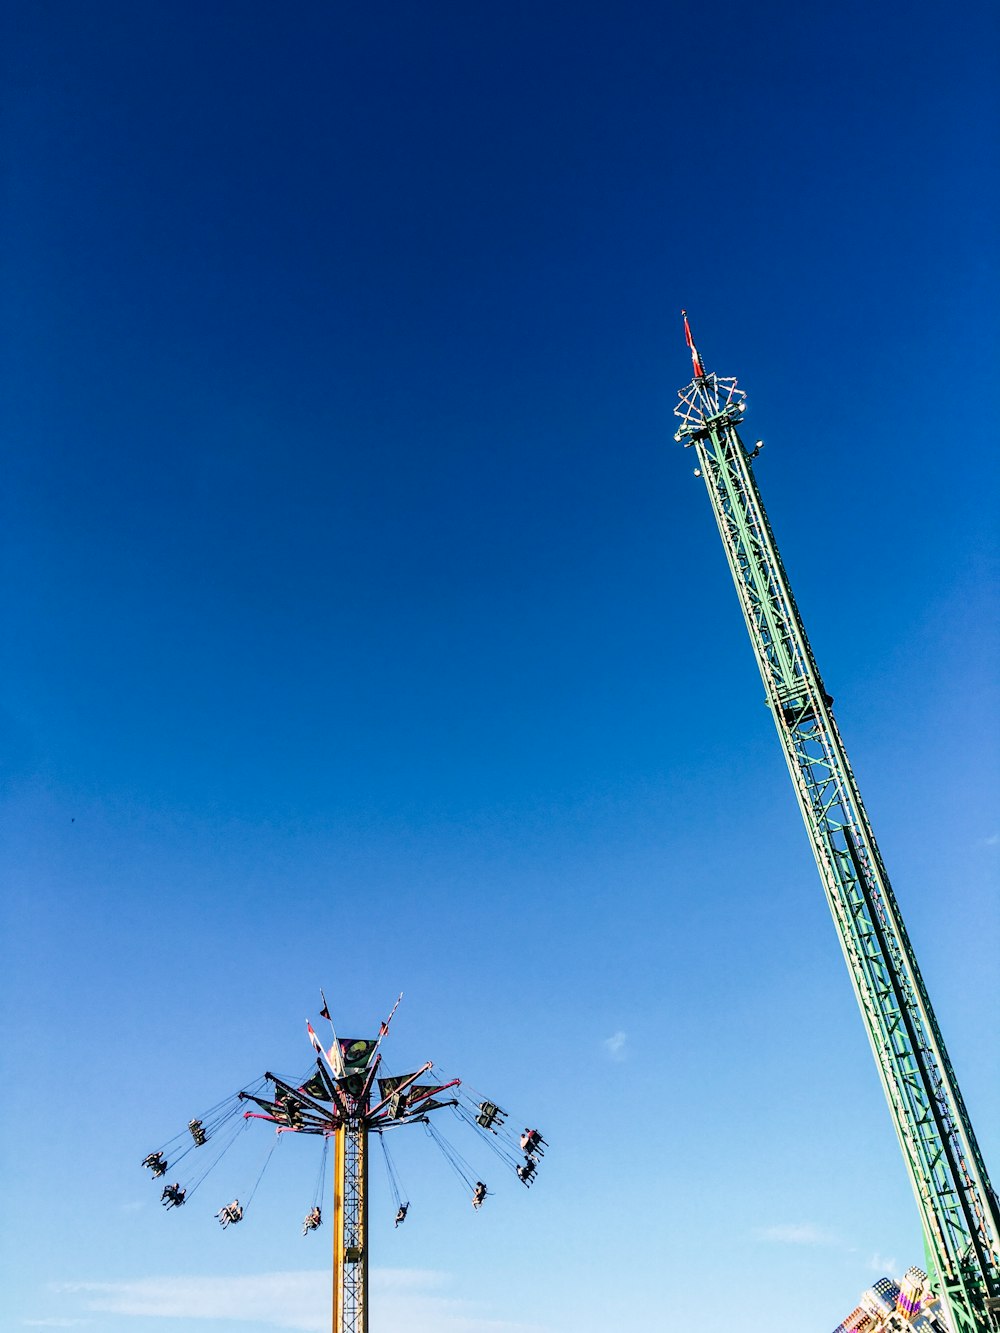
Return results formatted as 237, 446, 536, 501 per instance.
331, 1120, 369, 1333
332, 1126, 345, 1333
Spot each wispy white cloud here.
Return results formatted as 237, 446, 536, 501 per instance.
603, 1030, 627, 1061
867, 1251, 898, 1276
22, 1322, 92, 1329
55, 1269, 546, 1333
754, 1222, 839, 1246
982, 833, 999, 847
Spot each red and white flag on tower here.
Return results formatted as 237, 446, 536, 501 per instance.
307, 1020, 344, 1076
683, 310, 706, 379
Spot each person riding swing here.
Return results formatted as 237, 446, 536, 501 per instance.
216, 1199, 243, 1227
143, 1151, 167, 1177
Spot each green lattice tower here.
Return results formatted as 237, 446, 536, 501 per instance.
673, 315, 1000, 1333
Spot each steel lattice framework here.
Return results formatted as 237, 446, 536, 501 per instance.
673, 316, 1000, 1333
333, 1121, 368, 1333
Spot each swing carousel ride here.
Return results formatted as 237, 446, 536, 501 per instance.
143, 992, 545, 1333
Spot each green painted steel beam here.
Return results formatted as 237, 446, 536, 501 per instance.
673, 343, 1000, 1333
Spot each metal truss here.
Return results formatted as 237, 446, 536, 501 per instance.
674, 358, 1000, 1333
333, 1123, 368, 1333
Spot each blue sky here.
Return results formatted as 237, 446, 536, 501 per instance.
2, 2, 997, 1331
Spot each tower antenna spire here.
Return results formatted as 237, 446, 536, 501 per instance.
682, 309, 706, 379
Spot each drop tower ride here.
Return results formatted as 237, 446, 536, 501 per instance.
672, 315, 1000, 1333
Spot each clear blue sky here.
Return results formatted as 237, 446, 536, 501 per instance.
2, 3, 997, 1331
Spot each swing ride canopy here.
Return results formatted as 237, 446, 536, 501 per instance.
142, 995, 546, 1226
